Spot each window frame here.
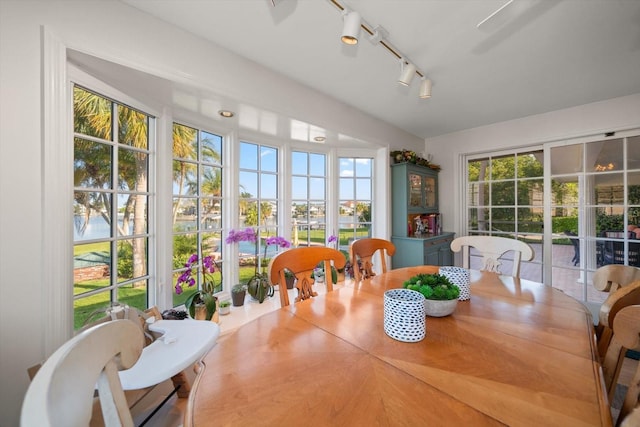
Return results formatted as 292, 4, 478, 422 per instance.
71, 83, 156, 329
338, 156, 374, 249
171, 122, 225, 306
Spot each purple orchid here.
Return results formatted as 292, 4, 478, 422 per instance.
266, 235, 291, 248
174, 253, 218, 295
225, 227, 258, 244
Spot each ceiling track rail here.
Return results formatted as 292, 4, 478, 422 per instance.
328, 0, 424, 78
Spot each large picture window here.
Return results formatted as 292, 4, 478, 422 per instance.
238, 141, 281, 282
73, 86, 153, 329
339, 157, 373, 249
291, 151, 326, 248
172, 123, 224, 307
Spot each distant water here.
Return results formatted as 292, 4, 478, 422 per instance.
74, 215, 115, 242
75, 214, 356, 253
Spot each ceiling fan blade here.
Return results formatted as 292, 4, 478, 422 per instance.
477, 0, 515, 28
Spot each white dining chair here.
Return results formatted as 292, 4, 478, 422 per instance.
450, 235, 534, 277
21, 319, 144, 427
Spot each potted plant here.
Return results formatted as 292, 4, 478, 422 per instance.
246, 235, 290, 303
231, 284, 246, 307
174, 252, 220, 321
312, 263, 338, 284
318, 234, 340, 283
284, 269, 296, 289
219, 300, 231, 315
402, 273, 460, 317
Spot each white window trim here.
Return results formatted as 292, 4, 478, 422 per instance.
43, 27, 74, 352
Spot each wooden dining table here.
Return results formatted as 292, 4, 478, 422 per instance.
185, 266, 612, 426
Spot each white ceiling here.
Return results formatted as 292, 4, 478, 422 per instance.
118, 0, 640, 140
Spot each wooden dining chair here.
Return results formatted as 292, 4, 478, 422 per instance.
593, 265, 640, 294
450, 235, 534, 277
605, 304, 640, 425
21, 319, 144, 427
598, 282, 640, 400
268, 246, 346, 308
349, 238, 396, 282
592, 265, 640, 351
621, 405, 640, 427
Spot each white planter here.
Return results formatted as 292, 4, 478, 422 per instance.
439, 266, 471, 301
424, 298, 458, 317
383, 289, 426, 342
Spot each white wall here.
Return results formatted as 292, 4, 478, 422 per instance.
426, 93, 640, 237
0, 1, 424, 424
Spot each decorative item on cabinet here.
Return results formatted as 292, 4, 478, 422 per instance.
411, 213, 441, 237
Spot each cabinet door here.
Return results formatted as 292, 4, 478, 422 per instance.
424, 235, 454, 266
424, 175, 436, 209
424, 249, 440, 266
409, 173, 422, 207
439, 245, 453, 266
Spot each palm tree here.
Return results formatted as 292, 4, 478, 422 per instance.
117, 105, 150, 285
239, 191, 253, 216
74, 86, 150, 286
260, 201, 273, 227
172, 124, 197, 224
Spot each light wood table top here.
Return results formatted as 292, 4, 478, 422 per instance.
186, 266, 612, 426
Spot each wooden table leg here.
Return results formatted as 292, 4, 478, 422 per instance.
171, 370, 191, 398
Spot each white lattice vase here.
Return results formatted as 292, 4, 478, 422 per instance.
383, 289, 426, 342
439, 266, 471, 301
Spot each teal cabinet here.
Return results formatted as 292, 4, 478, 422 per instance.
391, 162, 439, 237
391, 162, 454, 268
391, 233, 455, 269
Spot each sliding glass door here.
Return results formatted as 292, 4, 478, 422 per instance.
549, 134, 640, 306
464, 131, 640, 307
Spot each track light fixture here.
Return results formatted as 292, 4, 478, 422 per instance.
419, 78, 432, 99
398, 60, 417, 86
341, 10, 361, 45
330, 0, 432, 100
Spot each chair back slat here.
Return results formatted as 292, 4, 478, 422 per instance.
268, 246, 346, 307
593, 265, 640, 293
450, 235, 534, 277
349, 238, 396, 282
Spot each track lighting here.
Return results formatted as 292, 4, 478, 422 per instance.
341, 10, 361, 45
368, 25, 388, 44
329, 0, 433, 100
419, 78, 432, 99
398, 61, 417, 86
